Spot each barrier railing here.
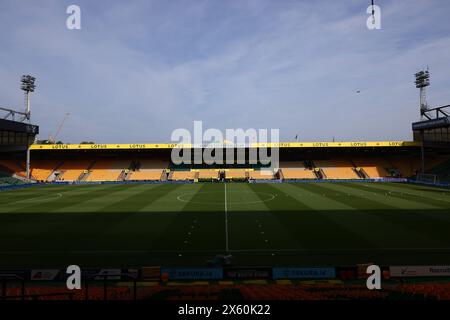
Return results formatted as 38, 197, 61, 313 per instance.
0, 183, 43, 192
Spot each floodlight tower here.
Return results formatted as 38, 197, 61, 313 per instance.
414, 69, 430, 119
20, 75, 36, 122
20, 75, 36, 179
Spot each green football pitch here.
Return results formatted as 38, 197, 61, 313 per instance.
1, 182, 450, 268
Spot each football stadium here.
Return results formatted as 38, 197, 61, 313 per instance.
1, 118, 450, 300
1, 140, 450, 269
1, 0, 450, 305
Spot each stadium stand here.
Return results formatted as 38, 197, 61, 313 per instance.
248, 170, 274, 180
281, 168, 316, 180
382, 156, 445, 178
388, 157, 421, 178
280, 161, 317, 180
128, 170, 164, 181
428, 158, 450, 182
29, 160, 61, 181
282, 169, 317, 180
0, 171, 25, 186
2, 156, 447, 182
0, 159, 26, 177
2, 141, 449, 182
170, 171, 196, 181
197, 170, 219, 180
352, 158, 390, 178
7, 281, 450, 300
85, 159, 128, 181
55, 160, 94, 181
124, 159, 168, 181
279, 161, 316, 180
314, 159, 360, 179
4, 286, 132, 301
396, 282, 450, 300
225, 169, 247, 180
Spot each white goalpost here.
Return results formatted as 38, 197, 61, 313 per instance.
416, 173, 439, 185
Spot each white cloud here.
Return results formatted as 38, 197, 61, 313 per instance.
1, 0, 450, 143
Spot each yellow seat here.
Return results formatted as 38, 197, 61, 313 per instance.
171, 171, 196, 180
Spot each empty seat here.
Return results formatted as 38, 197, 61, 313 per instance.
85, 160, 124, 181
171, 171, 196, 181
353, 158, 390, 178
248, 170, 274, 180
197, 170, 219, 180
225, 169, 247, 179
281, 169, 316, 179
315, 159, 359, 179
30, 160, 61, 181
56, 160, 93, 181
128, 170, 163, 181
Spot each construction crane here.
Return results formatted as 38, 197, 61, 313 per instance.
48, 112, 70, 143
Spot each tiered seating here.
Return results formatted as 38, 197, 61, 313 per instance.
86, 159, 127, 181
238, 284, 324, 300
86, 170, 120, 181
428, 158, 450, 182
5, 286, 132, 300
249, 170, 274, 180
7, 153, 448, 183
126, 159, 168, 181
0, 160, 26, 177
7, 281, 450, 300
170, 171, 196, 181
128, 170, 163, 181
353, 158, 390, 178
0, 172, 25, 186
390, 156, 448, 178
396, 283, 450, 300
279, 161, 315, 180
315, 159, 359, 179
56, 160, 93, 181
30, 160, 61, 181
281, 169, 316, 179
225, 169, 247, 179
425, 156, 449, 170
388, 158, 421, 177
243, 283, 392, 300
166, 286, 220, 300
197, 170, 219, 180
31, 168, 53, 181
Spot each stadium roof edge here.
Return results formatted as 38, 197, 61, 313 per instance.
29, 141, 422, 150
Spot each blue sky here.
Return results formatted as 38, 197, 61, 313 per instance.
1, 0, 450, 143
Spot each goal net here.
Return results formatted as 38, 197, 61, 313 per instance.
416, 173, 439, 185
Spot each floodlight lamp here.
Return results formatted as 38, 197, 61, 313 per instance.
20, 74, 36, 92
